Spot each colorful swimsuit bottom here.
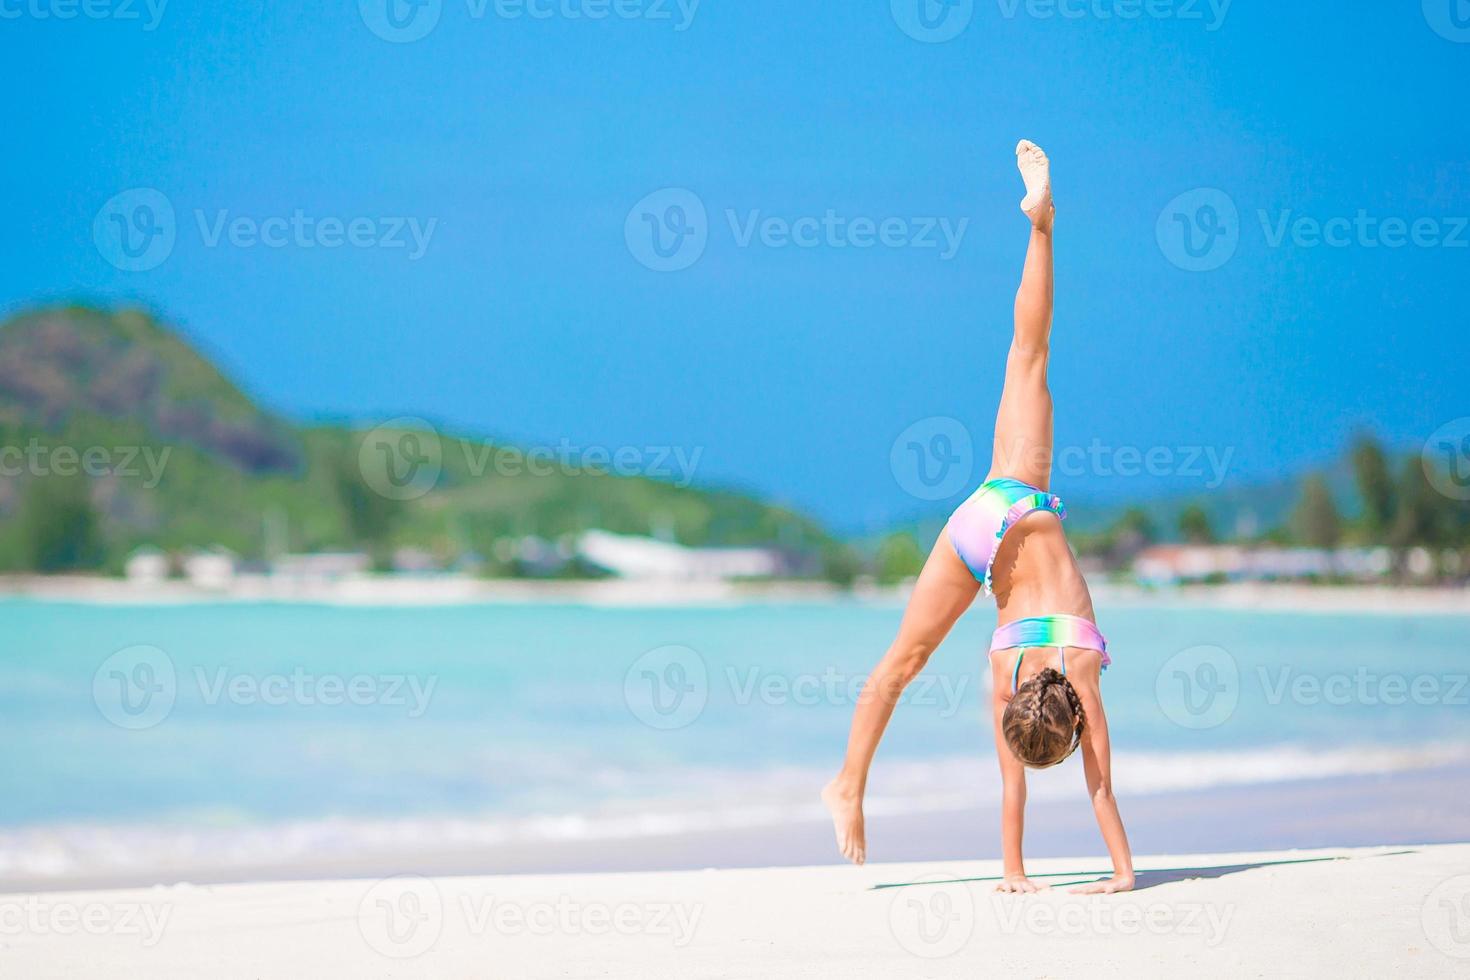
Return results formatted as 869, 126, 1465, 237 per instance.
946, 478, 1110, 683
946, 477, 1067, 595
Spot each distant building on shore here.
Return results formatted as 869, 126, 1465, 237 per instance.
181, 546, 238, 590
576, 529, 785, 581
123, 547, 169, 585
1134, 544, 1396, 585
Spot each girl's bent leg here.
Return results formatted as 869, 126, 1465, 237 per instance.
823, 533, 980, 864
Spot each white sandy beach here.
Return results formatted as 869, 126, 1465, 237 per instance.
3, 843, 1467, 978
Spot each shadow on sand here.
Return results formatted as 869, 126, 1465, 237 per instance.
869, 849, 1417, 894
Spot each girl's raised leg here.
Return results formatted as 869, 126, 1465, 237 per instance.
988, 140, 1056, 490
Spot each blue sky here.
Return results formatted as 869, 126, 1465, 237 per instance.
5, 1, 1468, 531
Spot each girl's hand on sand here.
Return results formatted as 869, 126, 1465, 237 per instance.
995, 875, 1049, 894
1069, 874, 1135, 895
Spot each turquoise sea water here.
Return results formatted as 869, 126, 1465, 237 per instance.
2, 597, 1467, 875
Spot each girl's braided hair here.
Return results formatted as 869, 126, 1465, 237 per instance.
1001, 666, 1085, 768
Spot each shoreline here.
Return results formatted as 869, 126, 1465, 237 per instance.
6, 762, 1468, 895
4, 574, 1470, 614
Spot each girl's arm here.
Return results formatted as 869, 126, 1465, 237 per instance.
991, 661, 1046, 892
1073, 680, 1135, 893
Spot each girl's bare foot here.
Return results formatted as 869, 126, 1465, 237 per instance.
820, 779, 866, 865
1015, 139, 1054, 230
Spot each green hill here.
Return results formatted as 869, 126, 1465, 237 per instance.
0, 306, 834, 574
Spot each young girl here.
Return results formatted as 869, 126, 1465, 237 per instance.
822, 141, 1135, 894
